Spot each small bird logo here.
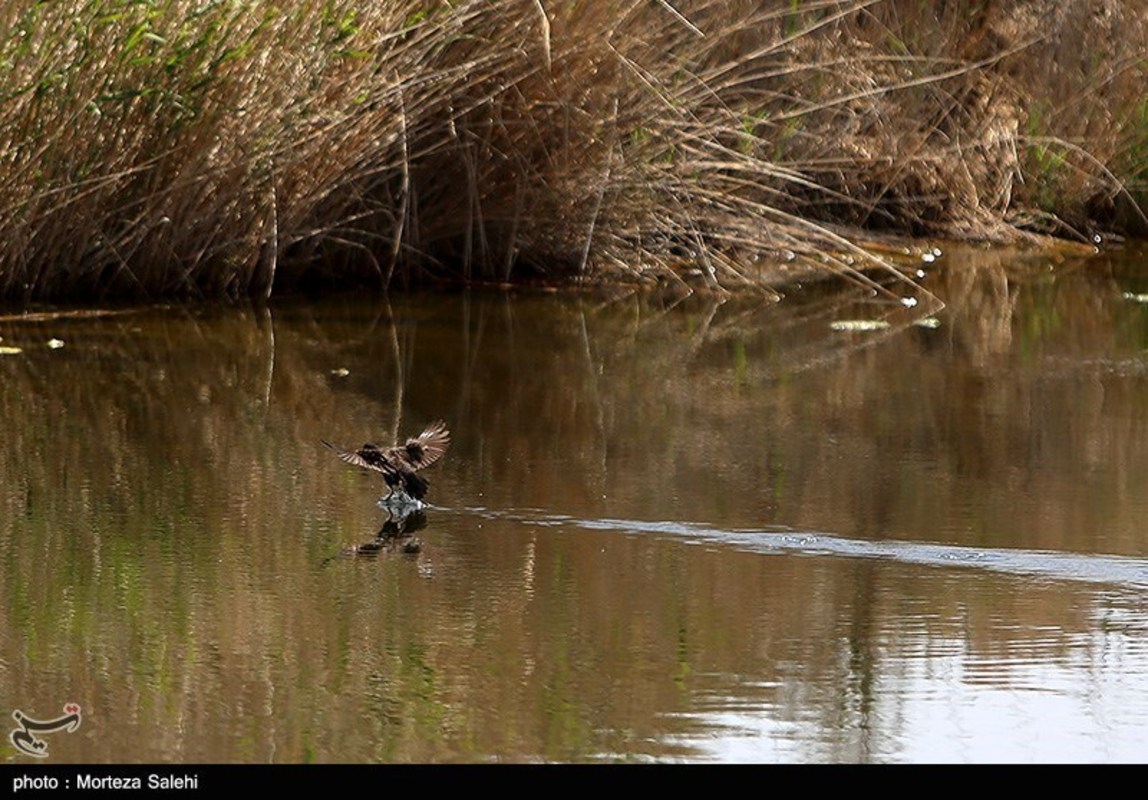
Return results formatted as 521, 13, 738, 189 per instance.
323, 420, 450, 502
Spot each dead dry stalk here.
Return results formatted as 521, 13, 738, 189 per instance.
0, 1, 1143, 303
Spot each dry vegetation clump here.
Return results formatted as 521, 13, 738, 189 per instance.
0, 0, 1144, 302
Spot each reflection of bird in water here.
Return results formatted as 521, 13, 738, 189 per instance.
359, 509, 427, 555
326, 510, 428, 562
322, 421, 450, 502
348, 537, 422, 556
378, 508, 427, 538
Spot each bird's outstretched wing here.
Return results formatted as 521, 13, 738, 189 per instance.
402, 420, 450, 470
321, 440, 393, 474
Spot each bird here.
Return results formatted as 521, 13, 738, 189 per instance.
322, 420, 450, 502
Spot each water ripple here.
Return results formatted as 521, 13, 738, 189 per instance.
447, 506, 1148, 591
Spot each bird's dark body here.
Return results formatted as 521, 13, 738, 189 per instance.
355, 443, 430, 499
323, 421, 450, 501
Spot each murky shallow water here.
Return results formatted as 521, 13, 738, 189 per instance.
3, 247, 1148, 763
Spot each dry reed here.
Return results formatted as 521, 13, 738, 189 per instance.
0, 0, 1145, 303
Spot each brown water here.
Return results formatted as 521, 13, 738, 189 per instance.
3, 247, 1148, 763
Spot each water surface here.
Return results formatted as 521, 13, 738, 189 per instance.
3, 246, 1148, 762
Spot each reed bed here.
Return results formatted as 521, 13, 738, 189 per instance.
0, 0, 1145, 302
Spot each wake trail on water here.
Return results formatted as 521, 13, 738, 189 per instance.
443, 506, 1148, 591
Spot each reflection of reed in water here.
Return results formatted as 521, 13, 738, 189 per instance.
6, 275, 1148, 761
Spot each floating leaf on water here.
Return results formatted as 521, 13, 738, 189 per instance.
913, 317, 942, 329
1121, 292, 1148, 304
0, 346, 22, 355
829, 320, 890, 332
47, 338, 65, 349
330, 368, 350, 377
